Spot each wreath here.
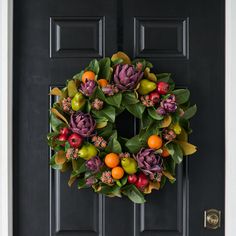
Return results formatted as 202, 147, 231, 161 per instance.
47, 51, 197, 204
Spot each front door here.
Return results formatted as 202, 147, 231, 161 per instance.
13, 0, 225, 235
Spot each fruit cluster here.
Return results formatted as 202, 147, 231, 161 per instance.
48, 52, 197, 203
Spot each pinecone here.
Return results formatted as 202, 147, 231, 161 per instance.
101, 171, 114, 185
62, 97, 73, 114
162, 129, 177, 141
91, 135, 107, 149
140, 95, 154, 107
91, 98, 104, 110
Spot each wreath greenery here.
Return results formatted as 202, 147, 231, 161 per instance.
47, 51, 197, 203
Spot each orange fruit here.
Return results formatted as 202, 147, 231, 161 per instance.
147, 135, 162, 149
104, 153, 120, 168
81, 71, 96, 83
112, 166, 124, 180
97, 79, 108, 87
161, 148, 170, 158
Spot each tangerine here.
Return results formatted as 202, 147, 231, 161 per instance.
112, 166, 124, 180
147, 135, 162, 149
81, 71, 96, 83
161, 148, 170, 158
104, 153, 120, 168
97, 79, 108, 87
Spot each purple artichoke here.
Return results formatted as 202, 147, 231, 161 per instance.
156, 107, 166, 116
135, 148, 163, 180
114, 64, 143, 91
86, 156, 103, 173
70, 111, 96, 137
160, 94, 177, 113
80, 79, 96, 96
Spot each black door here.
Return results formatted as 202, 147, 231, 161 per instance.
13, 0, 225, 236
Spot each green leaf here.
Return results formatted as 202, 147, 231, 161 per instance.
125, 135, 142, 153
172, 89, 190, 104
112, 58, 123, 66
182, 104, 197, 120
166, 142, 184, 164
91, 87, 106, 101
87, 59, 100, 75
50, 113, 64, 132
140, 110, 153, 129
122, 185, 146, 204
105, 93, 122, 108
92, 106, 116, 123
49, 153, 62, 170
99, 58, 111, 81
122, 91, 139, 105
73, 70, 84, 81
77, 179, 87, 189
126, 102, 145, 119
106, 130, 122, 153
147, 107, 164, 120
96, 122, 114, 138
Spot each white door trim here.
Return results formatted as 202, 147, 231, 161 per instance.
225, 0, 236, 235
0, 0, 13, 236
0, 0, 235, 235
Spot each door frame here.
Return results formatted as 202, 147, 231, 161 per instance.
0, 0, 235, 235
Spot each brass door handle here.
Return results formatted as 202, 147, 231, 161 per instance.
204, 209, 221, 229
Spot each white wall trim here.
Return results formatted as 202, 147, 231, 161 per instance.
225, 0, 236, 235
0, 0, 13, 235
0, 0, 235, 235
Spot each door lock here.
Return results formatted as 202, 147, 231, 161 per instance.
204, 209, 221, 229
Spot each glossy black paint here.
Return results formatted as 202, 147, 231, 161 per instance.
13, 0, 225, 236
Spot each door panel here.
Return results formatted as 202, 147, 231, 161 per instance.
13, 0, 225, 236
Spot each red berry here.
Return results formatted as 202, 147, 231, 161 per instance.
135, 173, 149, 190
128, 174, 138, 184
57, 134, 67, 147
68, 133, 83, 148
60, 127, 70, 136
149, 91, 160, 104
157, 82, 169, 95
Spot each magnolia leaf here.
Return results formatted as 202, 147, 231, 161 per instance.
162, 171, 176, 183
49, 87, 62, 96
105, 93, 122, 108
166, 142, 183, 164
122, 185, 146, 204
172, 89, 190, 104
126, 102, 145, 119
87, 59, 100, 75
68, 176, 77, 187
147, 107, 163, 120
183, 104, 197, 120
96, 120, 108, 129
55, 150, 66, 165
67, 80, 78, 97
125, 135, 142, 154
159, 115, 172, 128
177, 128, 188, 142
111, 51, 131, 65
122, 91, 139, 105
144, 181, 160, 194
175, 140, 197, 156
51, 108, 68, 124
99, 57, 111, 81
50, 113, 64, 132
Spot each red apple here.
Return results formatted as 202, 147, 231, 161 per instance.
68, 133, 83, 148
57, 134, 67, 146
135, 173, 149, 190
157, 82, 169, 95
149, 91, 160, 104
128, 174, 138, 184
60, 127, 70, 136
